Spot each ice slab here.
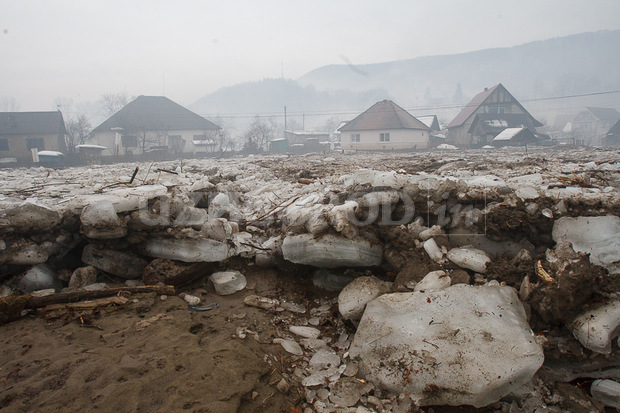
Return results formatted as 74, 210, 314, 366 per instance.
569, 300, 620, 354
143, 238, 232, 263
447, 247, 491, 273
338, 276, 392, 320
552, 216, 620, 274
80, 200, 127, 239
68, 185, 168, 213
349, 285, 544, 407
209, 270, 247, 295
282, 234, 382, 268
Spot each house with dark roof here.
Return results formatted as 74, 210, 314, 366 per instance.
91, 96, 221, 156
339, 100, 430, 151
0, 111, 67, 164
602, 119, 620, 147
446, 84, 542, 147
571, 107, 620, 146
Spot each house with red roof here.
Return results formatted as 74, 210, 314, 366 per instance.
446, 84, 542, 147
338, 100, 430, 151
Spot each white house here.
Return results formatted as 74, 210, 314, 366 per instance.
90, 96, 221, 157
339, 100, 430, 151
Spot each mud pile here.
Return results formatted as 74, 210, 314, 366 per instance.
0, 146, 619, 411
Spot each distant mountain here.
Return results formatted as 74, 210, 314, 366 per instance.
190, 78, 388, 129
191, 30, 620, 130
298, 30, 620, 118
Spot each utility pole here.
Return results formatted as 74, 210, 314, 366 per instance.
284, 106, 287, 131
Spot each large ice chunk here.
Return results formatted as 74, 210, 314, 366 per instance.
143, 238, 232, 262
569, 300, 620, 354
338, 276, 392, 320
68, 185, 168, 213
552, 216, 620, 274
349, 285, 544, 407
1, 202, 61, 233
80, 200, 127, 239
19, 264, 63, 293
447, 247, 491, 273
282, 234, 382, 268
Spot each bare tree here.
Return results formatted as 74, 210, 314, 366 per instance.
242, 116, 275, 153
0, 96, 20, 111
99, 93, 133, 116
65, 114, 92, 153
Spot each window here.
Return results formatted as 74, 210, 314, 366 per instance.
122, 135, 138, 147
0, 138, 8, 151
26, 138, 45, 150
168, 135, 185, 149
380, 132, 390, 142
351, 133, 360, 142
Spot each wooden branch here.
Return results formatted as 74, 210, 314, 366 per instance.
0, 285, 175, 324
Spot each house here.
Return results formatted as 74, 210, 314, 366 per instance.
446, 84, 542, 147
602, 119, 620, 146
283, 130, 331, 153
571, 107, 620, 146
91, 96, 221, 157
417, 115, 440, 131
492, 127, 538, 147
339, 100, 430, 151
0, 111, 67, 164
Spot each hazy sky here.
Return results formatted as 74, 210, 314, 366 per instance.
2, 0, 620, 113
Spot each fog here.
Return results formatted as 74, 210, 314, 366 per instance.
2, 0, 620, 117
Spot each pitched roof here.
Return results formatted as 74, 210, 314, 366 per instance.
468, 113, 540, 134
447, 84, 542, 128
0, 111, 66, 135
586, 107, 620, 122
92, 96, 220, 133
493, 127, 526, 141
339, 100, 429, 132
417, 115, 440, 131
606, 119, 620, 135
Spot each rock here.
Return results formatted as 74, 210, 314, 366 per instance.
329, 378, 371, 407
274, 338, 303, 356
338, 276, 392, 320
313, 269, 355, 291
569, 300, 620, 354
289, 326, 321, 339
68, 266, 98, 289
590, 379, 620, 409
282, 234, 382, 268
18, 264, 63, 293
343, 363, 358, 377
450, 269, 471, 285
276, 378, 290, 394
309, 349, 340, 370
447, 247, 490, 273
423, 238, 444, 262
552, 216, 620, 274
209, 270, 247, 295
414, 270, 451, 292
349, 285, 544, 407
142, 258, 212, 286
244, 294, 279, 309
183, 294, 200, 306
143, 238, 231, 262
82, 245, 148, 279
80, 200, 127, 239
280, 301, 306, 313
84, 283, 107, 291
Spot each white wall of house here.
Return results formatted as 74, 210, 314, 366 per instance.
93, 129, 220, 156
340, 129, 429, 150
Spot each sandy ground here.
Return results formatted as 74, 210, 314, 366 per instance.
0, 262, 335, 413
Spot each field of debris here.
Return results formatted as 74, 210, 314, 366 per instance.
0, 146, 619, 412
